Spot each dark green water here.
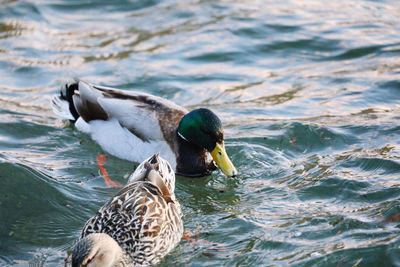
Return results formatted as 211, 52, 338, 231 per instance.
1, 0, 400, 266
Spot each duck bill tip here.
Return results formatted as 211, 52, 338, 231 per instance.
211, 142, 237, 178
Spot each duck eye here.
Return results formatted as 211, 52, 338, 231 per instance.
218, 151, 222, 156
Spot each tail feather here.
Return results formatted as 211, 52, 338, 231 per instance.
51, 83, 80, 121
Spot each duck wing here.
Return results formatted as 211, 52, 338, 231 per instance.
74, 80, 188, 142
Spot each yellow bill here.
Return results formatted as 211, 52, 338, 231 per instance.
211, 141, 237, 177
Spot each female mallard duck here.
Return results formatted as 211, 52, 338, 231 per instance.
71, 154, 183, 266
51, 79, 237, 177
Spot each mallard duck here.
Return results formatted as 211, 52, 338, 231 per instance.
51, 79, 237, 177
71, 154, 183, 266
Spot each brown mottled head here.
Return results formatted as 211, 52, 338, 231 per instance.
71, 233, 124, 267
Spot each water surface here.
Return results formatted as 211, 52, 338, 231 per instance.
1, 0, 400, 266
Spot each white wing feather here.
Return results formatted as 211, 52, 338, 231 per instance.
97, 97, 164, 141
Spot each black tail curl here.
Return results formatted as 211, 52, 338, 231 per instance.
60, 83, 80, 122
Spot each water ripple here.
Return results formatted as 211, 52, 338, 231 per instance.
1, 0, 400, 265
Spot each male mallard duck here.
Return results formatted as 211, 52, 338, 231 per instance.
51, 79, 237, 177
71, 154, 183, 266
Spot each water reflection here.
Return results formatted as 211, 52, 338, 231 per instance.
0, 0, 400, 265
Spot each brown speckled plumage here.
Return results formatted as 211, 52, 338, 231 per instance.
77, 154, 183, 266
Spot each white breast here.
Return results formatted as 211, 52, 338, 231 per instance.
75, 118, 177, 170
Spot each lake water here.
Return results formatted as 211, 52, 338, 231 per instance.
1, 0, 400, 266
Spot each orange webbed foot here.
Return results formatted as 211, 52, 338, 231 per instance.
182, 230, 196, 243
182, 229, 227, 253
96, 154, 123, 188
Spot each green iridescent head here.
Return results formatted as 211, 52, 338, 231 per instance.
177, 108, 222, 151
177, 108, 237, 177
